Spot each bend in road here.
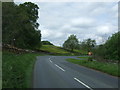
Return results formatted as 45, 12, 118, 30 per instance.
33, 56, 119, 88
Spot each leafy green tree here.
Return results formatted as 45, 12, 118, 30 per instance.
80, 38, 96, 52
104, 32, 119, 60
2, 2, 18, 44
19, 2, 39, 29
2, 2, 41, 49
63, 34, 79, 52
95, 31, 119, 61
94, 44, 106, 58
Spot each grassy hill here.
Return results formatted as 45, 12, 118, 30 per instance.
39, 45, 87, 55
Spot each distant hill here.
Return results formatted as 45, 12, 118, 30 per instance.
41, 41, 54, 45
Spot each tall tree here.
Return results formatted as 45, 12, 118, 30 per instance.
2, 2, 41, 49
80, 38, 96, 52
2, 2, 18, 44
104, 32, 119, 60
63, 34, 79, 52
19, 2, 39, 29
95, 31, 119, 61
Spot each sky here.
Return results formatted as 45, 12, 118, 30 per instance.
15, 1, 118, 46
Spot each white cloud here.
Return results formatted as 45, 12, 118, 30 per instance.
96, 23, 118, 34
112, 4, 118, 12
38, 2, 118, 46
97, 26, 110, 34
61, 24, 71, 30
41, 29, 64, 39
14, 0, 119, 3
112, 4, 118, 18
70, 17, 95, 28
91, 7, 106, 16
14, 1, 118, 46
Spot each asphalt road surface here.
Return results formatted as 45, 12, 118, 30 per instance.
33, 56, 119, 89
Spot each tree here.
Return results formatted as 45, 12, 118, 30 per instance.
2, 2, 41, 49
95, 31, 119, 61
19, 2, 39, 29
63, 34, 79, 52
104, 31, 119, 60
80, 38, 96, 52
2, 2, 18, 44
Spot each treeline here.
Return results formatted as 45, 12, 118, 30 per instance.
63, 32, 119, 61
95, 32, 119, 61
63, 35, 96, 52
2, 2, 41, 49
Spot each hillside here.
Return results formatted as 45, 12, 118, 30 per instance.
39, 45, 87, 55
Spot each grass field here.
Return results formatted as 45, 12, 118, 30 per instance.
2, 51, 44, 88
40, 45, 70, 54
66, 58, 119, 77
40, 45, 87, 55
77, 56, 90, 59
74, 49, 88, 55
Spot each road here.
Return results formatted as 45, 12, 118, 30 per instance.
33, 56, 119, 89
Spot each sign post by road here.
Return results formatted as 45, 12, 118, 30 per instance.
88, 51, 93, 61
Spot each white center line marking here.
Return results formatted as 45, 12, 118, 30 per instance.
50, 60, 53, 63
74, 78, 93, 90
55, 64, 65, 72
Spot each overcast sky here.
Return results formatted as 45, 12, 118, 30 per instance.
15, 1, 118, 46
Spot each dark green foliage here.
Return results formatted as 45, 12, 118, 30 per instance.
63, 34, 79, 52
95, 32, 119, 61
41, 41, 54, 45
2, 2, 41, 49
2, 2, 18, 44
19, 2, 39, 29
104, 32, 119, 60
94, 45, 106, 58
80, 38, 96, 52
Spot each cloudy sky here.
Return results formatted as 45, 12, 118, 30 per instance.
15, 1, 118, 46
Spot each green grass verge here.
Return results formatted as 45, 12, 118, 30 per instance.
2, 51, 44, 88
66, 58, 119, 77
77, 56, 90, 59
